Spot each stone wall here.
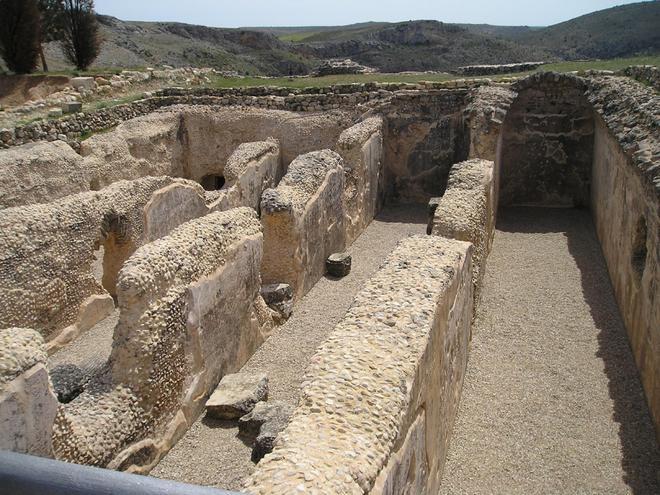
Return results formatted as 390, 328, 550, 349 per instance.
0, 141, 89, 209
261, 150, 345, 301
432, 159, 496, 308
0, 328, 58, 457
377, 90, 470, 203
499, 73, 595, 207
622, 65, 660, 91
246, 235, 474, 494
0, 177, 206, 350
54, 208, 273, 471
208, 139, 282, 213
336, 117, 384, 245
590, 117, 659, 441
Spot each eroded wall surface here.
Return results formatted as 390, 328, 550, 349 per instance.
499, 75, 594, 207
0, 328, 58, 457
432, 159, 495, 308
209, 139, 283, 212
337, 117, 384, 245
261, 150, 345, 300
590, 112, 659, 440
54, 208, 273, 471
0, 176, 205, 350
246, 235, 473, 494
0, 141, 89, 209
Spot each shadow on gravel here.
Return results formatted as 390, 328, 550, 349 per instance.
201, 415, 253, 448
497, 206, 659, 494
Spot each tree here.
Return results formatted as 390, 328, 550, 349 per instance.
0, 0, 42, 74
37, 0, 65, 71
61, 0, 101, 70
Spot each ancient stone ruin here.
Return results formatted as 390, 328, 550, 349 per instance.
0, 69, 658, 493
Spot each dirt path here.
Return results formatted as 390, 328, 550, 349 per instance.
440, 207, 659, 495
151, 204, 427, 490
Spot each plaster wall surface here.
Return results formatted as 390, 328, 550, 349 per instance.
246, 235, 473, 494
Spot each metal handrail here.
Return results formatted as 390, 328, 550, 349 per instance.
0, 450, 245, 495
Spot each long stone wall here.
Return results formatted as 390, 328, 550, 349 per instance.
432, 159, 496, 308
261, 150, 346, 301
54, 208, 273, 471
246, 235, 474, 494
337, 117, 385, 245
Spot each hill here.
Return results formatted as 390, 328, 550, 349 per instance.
31, 2, 660, 76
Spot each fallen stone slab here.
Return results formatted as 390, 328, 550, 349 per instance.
326, 252, 352, 278
239, 401, 294, 462
260, 283, 293, 323
206, 373, 268, 419
71, 77, 95, 91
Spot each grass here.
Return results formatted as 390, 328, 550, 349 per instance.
208, 55, 659, 89
90, 93, 147, 111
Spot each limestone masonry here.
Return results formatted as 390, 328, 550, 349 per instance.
0, 66, 658, 494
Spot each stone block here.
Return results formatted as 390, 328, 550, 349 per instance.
61, 101, 82, 114
206, 373, 268, 419
260, 283, 293, 322
71, 77, 95, 91
326, 252, 352, 278
239, 401, 294, 462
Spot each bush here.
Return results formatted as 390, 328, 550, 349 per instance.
0, 0, 42, 74
61, 0, 101, 70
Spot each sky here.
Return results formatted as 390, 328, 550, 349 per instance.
93, 0, 648, 28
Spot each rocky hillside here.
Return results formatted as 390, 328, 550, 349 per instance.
37, 2, 659, 75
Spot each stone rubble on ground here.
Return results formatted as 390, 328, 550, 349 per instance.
206, 373, 269, 420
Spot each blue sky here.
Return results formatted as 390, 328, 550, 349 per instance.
94, 0, 648, 28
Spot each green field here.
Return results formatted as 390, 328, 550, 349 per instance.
209, 55, 659, 89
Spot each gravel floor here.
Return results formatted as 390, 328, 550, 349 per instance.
151, 204, 427, 490
440, 207, 659, 495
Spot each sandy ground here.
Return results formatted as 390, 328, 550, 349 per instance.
150, 204, 427, 490
440, 207, 659, 495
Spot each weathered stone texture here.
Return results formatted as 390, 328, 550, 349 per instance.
500, 73, 594, 207
0, 176, 200, 348
67, 207, 273, 471
0, 328, 58, 457
246, 235, 473, 494
206, 373, 269, 419
337, 117, 384, 244
0, 141, 89, 209
261, 150, 346, 300
209, 139, 282, 213
432, 159, 496, 307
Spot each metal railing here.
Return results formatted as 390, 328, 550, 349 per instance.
0, 450, 244, 495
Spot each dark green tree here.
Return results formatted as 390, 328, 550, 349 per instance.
0, 0, 42, 74
61, 0, 101, 70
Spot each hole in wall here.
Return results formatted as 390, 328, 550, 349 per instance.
631, 216, 648, 280
200, 174, 226, 191
89, 178, 100, 191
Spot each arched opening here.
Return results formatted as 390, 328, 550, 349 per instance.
498, 77, 595, 208
200, 174, 226, 191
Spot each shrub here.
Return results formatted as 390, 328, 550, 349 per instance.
0, 0, 42, 74
61, 0, 101, 70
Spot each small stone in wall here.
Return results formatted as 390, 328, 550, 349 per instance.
260, 283, 293, 323
326, 252, 352, 278
238, 401, 294, 462
206, 373, 268, 419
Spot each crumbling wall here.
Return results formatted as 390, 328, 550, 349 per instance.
337, 117, 384, 245
246, 235, 474, 494
0, 177, 205, 350
54, 208, 273, 471
209, 139, 283, 212
432, 159, 496, 308
499, 74, 594, 207
261, 150, 345, 301
79, 110, 185, 189
0, 328, 58, 457
588, 75, 660, 440
379, 91, 469, 203
0, 141, 90, 209
180, 107, 353, 181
